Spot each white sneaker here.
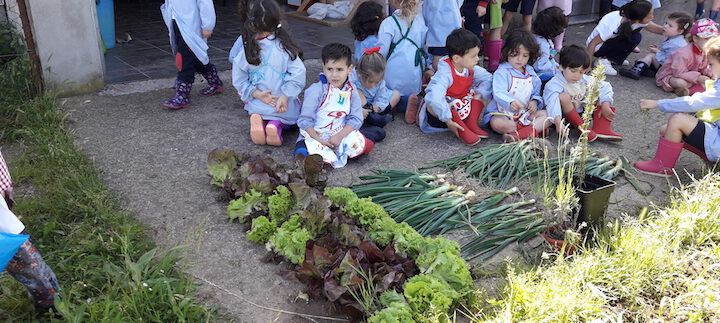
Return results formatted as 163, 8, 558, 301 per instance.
597, 58, 618, 76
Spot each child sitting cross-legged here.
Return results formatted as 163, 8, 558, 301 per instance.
294, 43, 374, 168
417, 28, 493, 145
543, 45, 623, 141
485, 30, 553, 142
635, 36, 720, 177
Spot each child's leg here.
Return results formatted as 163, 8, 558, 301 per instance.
530, 110, 552, 134
500, 10, 515, 37
490, 115, 518, 134
250, 114, 267, 145
163, 21, 195, 109
195, 59, 223, 96
594, 29, 642, 65
486, 27, 503, 72
5, 239, 60, 310
635, 113, 699, 176
466, 94, 490, 138
389, 90, 401, 109
711, 0, 720, 20
697, 0, 706, 18
669, 77, 692, 96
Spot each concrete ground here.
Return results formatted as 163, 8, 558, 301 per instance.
64, 0, 708, 321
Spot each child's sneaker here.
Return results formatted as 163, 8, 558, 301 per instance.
596, 58, 617, 76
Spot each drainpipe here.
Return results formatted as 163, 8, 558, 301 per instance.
15, 0, 43, 92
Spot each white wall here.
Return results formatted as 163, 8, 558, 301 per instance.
25, 0, 105, 96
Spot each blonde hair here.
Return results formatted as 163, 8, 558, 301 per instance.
397, 0, 420, 23
357, 51, 386, 79
704, 36, 720, 61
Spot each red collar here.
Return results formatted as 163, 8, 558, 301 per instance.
256, 34, 272, 41
693, 43, 702, 55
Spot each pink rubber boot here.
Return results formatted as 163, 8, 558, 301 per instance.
634, 137, 684, 177
486, 40, 503, 72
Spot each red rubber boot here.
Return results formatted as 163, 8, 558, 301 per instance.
362, 137, 375, 155
564, 108, 597, 142
451, 110, 481, 145
592, 107, 623, 141
503, 124, 537, 142
464, 100, 490, 138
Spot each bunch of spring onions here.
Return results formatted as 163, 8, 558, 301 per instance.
351, 169, 546, 260
424, 140, 538, 187
428, 141, 624, 186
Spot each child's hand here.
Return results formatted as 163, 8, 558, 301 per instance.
275, 94, 289, 113
510, 100, 524, 112
328, 133, 344, 148
362, 109, 370, 119
648, 45, 659, 53
526, 100, 538, 113
372, 104, 382, 113
445, 120, 465, 136
202, 29, 213, 39
253, 89, 279, 106
640, 99, 659, 110
476, 5, 487, 17
600, 105, 615, 121
2, 187, 14, 210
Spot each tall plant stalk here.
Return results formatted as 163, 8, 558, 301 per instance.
575, 63, 606, 187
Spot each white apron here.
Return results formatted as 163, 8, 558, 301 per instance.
300, 83, 366, 168
492, 75, 534, 125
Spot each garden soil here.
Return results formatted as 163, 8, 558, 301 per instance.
61, 1, 705, 321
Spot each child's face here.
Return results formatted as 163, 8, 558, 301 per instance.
708, 56, 720, 79
560, 66, 586, 83
694, 35, 710, 50
452, 47, 481, 71
323, 59, 353, 88
640, 9, 654, 25
663, 18, 683, 38
507, 45, 530, 71
360, 71, 384, 89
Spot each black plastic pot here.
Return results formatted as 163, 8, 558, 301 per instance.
576, 174, 616, 229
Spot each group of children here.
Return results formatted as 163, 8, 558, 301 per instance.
160, 0, 720, 178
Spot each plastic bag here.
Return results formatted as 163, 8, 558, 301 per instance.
0, 232, 28, 271
307, 1, 353, 20
307, 3, 329, 19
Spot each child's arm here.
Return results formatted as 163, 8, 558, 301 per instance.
277, 56, 307, 112
298, 83, 325, 144
371, 80, 393, 112
471, 66, 493, 101
197, 0, 216, 35
425, 61, 455, 122
0, 152, 13, 208
232, 53, 278, 106
542, 79, 564, 121
641, 85, 720, 113
528, 72, 543, 112
377, 18, 395, 58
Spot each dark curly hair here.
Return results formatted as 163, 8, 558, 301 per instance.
351, 1, 384, 41
532, 6, 567, 39
501, 29, 540, 65
242, 0, 303, 66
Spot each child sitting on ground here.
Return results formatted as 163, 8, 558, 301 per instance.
532, 6, 568, 82
655, 18, 719, 97
232, 0, 306, 146
543, 45, 622, 142
417, 28, 493, 145
349, 47, 401, 142
485, 30, 552, 142
378, 0, 427, 123
635, 36, 720, 177
295, 43, 374, 168
620, 12, 692, 80
351, 1, 384, 63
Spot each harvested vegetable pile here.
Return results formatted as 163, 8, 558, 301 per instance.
351, 169, 545, 260
208, 150, 475, 322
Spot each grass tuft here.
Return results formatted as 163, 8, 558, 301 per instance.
0, 52, 213, 321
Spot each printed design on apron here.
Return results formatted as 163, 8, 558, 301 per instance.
300, 82, 366, 168
491, 74, 534, 125
444, 58, 474, 120
563, 82, 587, 110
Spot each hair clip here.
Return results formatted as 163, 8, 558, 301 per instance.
277, 23, 282, 29
363, 46, 381, 54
